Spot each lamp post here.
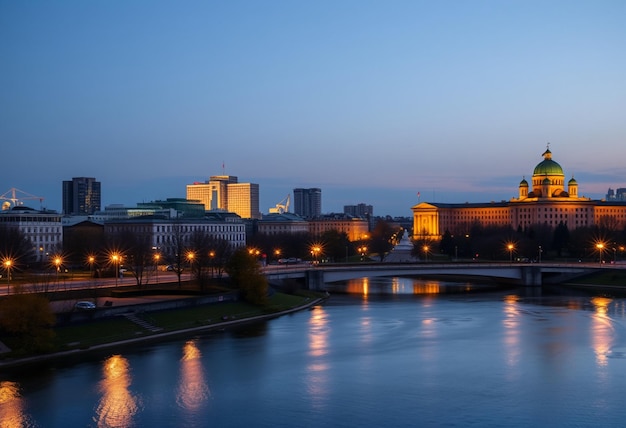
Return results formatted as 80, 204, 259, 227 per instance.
596, 243, 604, 265
3, 259, 12, 295
54, 256, 62, 287
538, 246, 542, 263
209, 251, 215, 277
154, 253, 160, 285
507, 244, 514, 263
423, 245, 429, 262
187, 251, 195, 281
112, 253, 120, 286
88, 255, 95, 287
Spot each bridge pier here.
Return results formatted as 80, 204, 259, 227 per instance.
520, 266, 542, 286
305, 270, 325, 291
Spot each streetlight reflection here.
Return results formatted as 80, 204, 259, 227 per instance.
95, 355, 138, 428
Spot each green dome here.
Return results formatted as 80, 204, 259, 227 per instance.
519, 178, 528, 187
533, 148, 564, 176
568, 177, 577, 185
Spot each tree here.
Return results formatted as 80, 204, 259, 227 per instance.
0, 287, 56, 353
369, 220, 397, 261
225, 248, 268, 305
0, 224, 34, 270
108, 229, 153, 287
319, 229, 351, 262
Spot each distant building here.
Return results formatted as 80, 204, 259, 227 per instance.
187, 175, 260, 219
136, 198, 206, 218
62, 177, 101, 215
257, 212, 309, 235
309, 213, 369, 241
344, 203, 373, 217
104, 216, 246, 259
293, 188, 321, 219
0, 206, 62, 263
412, 147, 626, 239
607, 188, 626, 201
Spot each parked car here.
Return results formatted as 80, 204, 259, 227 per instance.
75, 301, 96, 310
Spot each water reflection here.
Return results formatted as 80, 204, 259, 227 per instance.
306, 306, 330, 409
0, 381, 32, 428
336, 277, 483, 295
177, 340, 210, 412
94, 355, 140, 428
502, 295, 522, 374
590, 297, 613, 367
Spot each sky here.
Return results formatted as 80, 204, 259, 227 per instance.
1, 0, 625, 217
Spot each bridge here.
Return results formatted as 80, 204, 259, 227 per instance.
265, 262, 608, 290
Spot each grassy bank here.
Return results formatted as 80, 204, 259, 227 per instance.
1, 291, 324, 363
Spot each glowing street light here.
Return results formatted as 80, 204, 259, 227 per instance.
154, 253, 160, 284
54, 256, 62, 286
423, 245, 429, 262
3, 258, 12, 294
507, 244, 514, 263
596, 243, 605, 265
311, 245, 322, 264
357, 246, 367, 261
111, 253, 120, 286
187, 251, 196, 278
88, 255, 96, 286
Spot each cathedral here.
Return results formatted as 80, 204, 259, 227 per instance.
411, 147, 626, 240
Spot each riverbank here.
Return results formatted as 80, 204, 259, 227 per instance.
0, 291, 328, 370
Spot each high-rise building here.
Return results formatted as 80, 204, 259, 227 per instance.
344, 203, 373, 217
187, 175, 260, 219
293, 188, 322, 219
186, 176, 237, 211
62, 177, 101, 215
227, 183, 261, 219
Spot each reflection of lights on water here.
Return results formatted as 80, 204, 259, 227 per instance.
95, 355, 140, 428
177, 340, 210, 411
502, 295, 522, 370
590, 297, 613, 367
0, 381, 31, 428
308, 307, 329, 358
307, 306, 330, 409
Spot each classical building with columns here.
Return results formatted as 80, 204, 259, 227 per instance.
412, 147, 626, 240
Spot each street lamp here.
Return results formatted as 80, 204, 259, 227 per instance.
311, 245, 321, 264
423, 245, 429, 262
357, 246, 367, 261
154, 253, 160, 284
507, 244, 514, 263
111, 253, 120, 286
187, 251, 195, 279
596, 243, 604, 265
3, 258, 12, 295
88, 255, 95, 286
209, 251, 215, 277
54, 256, 62, 287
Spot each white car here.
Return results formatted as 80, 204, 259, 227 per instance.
75, 301, 96, 310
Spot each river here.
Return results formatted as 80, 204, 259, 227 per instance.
2, 277, 626, 427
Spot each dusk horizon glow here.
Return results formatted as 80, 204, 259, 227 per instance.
2, 1, 625, 217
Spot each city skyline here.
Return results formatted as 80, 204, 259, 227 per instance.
2, 1, 625, 217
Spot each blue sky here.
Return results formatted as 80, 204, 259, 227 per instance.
1, 0, 625, 217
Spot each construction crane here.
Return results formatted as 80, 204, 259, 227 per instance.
1, 188, 45, 210
269, 194, 290, 214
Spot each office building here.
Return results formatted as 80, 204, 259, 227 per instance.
62, 177, 101, 215
344, 203, 373, 217
187, 175, 260, 219
227, 183, 261, 219
293, 188, 322, 219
